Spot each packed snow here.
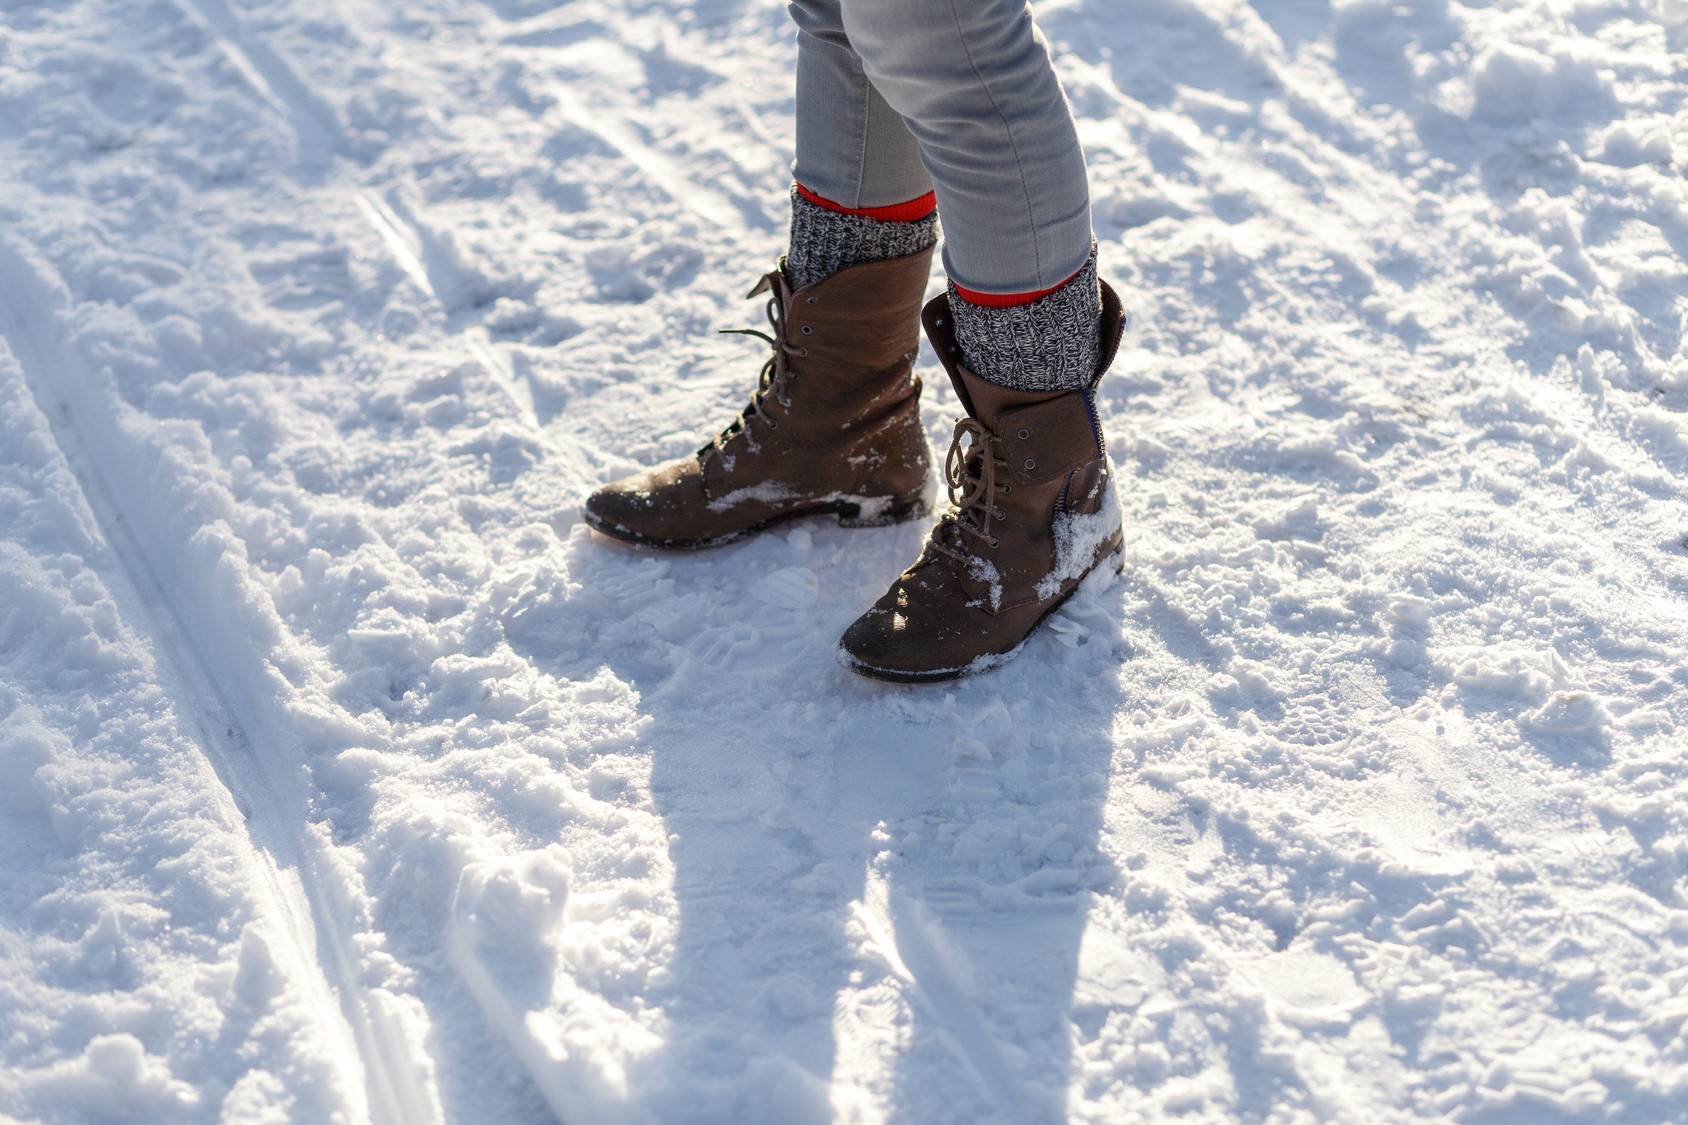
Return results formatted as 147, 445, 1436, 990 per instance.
1, 0, 1686, 1121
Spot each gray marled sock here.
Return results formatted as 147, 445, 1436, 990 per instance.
948, 246, 1102, 392
786, 187, 938, 292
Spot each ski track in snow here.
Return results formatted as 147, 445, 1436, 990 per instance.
0, 224, 448, 1124
2, 0, 1688, 1122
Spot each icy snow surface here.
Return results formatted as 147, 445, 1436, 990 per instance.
1, 0, 1687, 1121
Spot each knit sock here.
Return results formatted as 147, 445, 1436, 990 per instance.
785, 184, 939, 292
948, 245, 1102, 392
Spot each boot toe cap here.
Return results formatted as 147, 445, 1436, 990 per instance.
581, 460, 710, 546
837, 572, 994, 683
581, 478, 654, 535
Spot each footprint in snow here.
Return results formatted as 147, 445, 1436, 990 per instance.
750, 566, 818, 611
1046, 614, 1090, 648
688, 622, 763, 668
598, 558, 672, 610
678, 568, 818, 669
1272, 701, 1349, 746
685, 621, 807, 669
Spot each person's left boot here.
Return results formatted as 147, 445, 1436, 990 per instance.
581, 249, 935, 550
837, 281, 1128, 683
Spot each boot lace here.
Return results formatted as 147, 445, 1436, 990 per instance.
700, 272, 805, 466
923, 418, 1010, 563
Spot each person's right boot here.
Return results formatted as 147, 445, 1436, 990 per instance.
837, 280, 1128, 683
582, 247, 934, 549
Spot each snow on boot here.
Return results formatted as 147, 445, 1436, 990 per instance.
836, 281, 1128, 683
582, 248, 935, 549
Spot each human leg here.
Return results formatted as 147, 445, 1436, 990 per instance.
836, 0, 1091, 294
831, 0, 1127, 680
835, 0, 1103, 393
837, 285, 1127, 682
579, 0, 942, 550
580, 249, 935, 549
789, 0, 930, 212
785, 0, 941, 290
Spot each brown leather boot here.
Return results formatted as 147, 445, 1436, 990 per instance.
837, 282, 1128, 683
582, 249, 935, 549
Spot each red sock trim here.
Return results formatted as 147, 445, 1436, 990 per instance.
795, 182, 937, 223
953, 263, 1088, 308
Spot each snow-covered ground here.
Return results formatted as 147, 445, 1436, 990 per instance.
2, 0, 1687, 1121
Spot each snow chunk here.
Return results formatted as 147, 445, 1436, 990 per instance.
1035, 464, 1123, 603
20, 1034, 199, 1114
1520, 691, 1612, 744
1591, 120, 1676, 167
1246, 945, 1367, 1019
1434, 647, 1570, 704
1472, 42, 1614, 124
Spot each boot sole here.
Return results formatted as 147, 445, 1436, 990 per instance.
581, 488, 930, 551
838, 532, 1126, 685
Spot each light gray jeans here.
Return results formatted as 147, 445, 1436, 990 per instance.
788, 0, 1093, 296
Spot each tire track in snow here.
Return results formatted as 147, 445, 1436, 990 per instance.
545, 85, 745, 230
857, 873, 1053, 1123
489, 8, 760, 229
445, 917, 601, 1125
140, 8, 572, 1110
356, 191, 439, 300
168, 0, 343, 161
166, 0, 558, 456
0, 234, 446, 1125
350, 190, 553, 438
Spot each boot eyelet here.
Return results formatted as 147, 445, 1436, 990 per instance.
1017, 428, 1029, 440
767, 417, 779, 429
994, 509, 1005, 521
1001, 483, 1012, 494
807, 297, 817, 304
987, 537, 1000, 548
801, 325, 813, 334
1024, 458, 1035, 470
799, 348, 808, 357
